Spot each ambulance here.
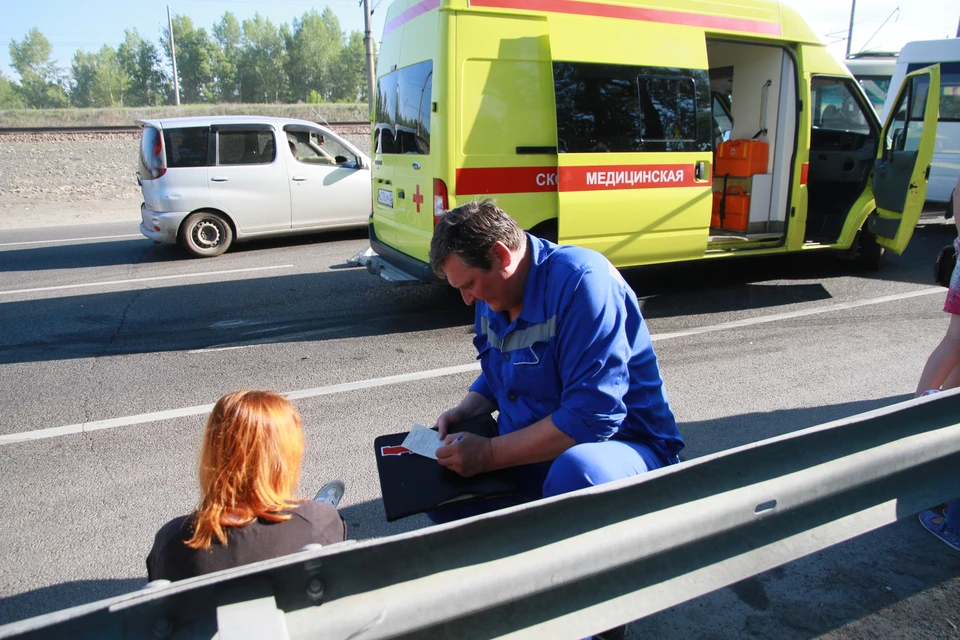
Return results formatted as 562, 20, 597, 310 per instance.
364, 0, 940, 283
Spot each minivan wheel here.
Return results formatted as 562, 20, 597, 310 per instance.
179, 212, 233, 257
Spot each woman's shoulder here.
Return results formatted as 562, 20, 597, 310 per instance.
153, 514, 194, 545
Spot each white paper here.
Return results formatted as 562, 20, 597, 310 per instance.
400, 423, 446, 460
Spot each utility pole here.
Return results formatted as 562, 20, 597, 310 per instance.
362, 0, 376, 116
168, 5, 181, 106
845, 0, 856, 58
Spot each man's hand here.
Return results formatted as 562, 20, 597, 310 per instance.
436, 432, 493, 477
433, 392, 496, 439
434, 407, 464, 440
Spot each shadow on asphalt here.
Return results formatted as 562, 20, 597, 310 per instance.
678, 393, 914, 459
0, 223, 954, 366
0, 577, 146, 626
0, 227, 369, 272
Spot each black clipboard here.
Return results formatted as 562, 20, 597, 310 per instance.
374, 414, 516, 522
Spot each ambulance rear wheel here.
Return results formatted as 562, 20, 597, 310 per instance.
530, 219, 558, 244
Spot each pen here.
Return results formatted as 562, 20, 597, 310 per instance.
450, 434, 463, 445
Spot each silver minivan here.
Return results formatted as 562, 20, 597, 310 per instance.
137, 116, 370, 257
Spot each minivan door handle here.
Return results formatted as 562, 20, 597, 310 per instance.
211, 176, 229, 182
292, 176, 307, 181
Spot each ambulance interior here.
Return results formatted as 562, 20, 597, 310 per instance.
706, 40, 879, 249
706, 41, 796, 246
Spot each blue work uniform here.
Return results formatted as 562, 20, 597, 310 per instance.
431, 235, 683, 523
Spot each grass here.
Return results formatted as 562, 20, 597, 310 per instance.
0, 103, 371, 127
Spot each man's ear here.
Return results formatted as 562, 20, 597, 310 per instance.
490, 241, 513, 271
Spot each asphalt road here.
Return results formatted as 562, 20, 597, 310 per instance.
1, 219, 958, 637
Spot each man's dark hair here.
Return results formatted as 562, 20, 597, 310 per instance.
429, 199, 526, 279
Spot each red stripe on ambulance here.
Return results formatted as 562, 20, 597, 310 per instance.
562, 164, 700, 191
471, 0, 781, 36
456, 166, 559, 195
800, 163, 809, 185
456, 164, 700, 195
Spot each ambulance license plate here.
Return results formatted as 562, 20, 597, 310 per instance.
377, 189, 394, 208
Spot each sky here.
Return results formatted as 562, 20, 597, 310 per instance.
1, 0, 957, 82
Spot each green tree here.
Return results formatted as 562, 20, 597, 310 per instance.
328, 31, 372, 102
212, 12, 242, 102
161, 15, 217, 103
117, 29, 167, 107
238, 14, 288, 103
0, 71, 25, 109
9, 28, 69, 108
70, 46, 128, 107
285, 8, 343, 102
69, 50, 97, 107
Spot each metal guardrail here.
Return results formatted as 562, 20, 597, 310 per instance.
0, 122, 372, 135
3, 390, 960, 640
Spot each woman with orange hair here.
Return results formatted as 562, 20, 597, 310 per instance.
147, 390, 346, 581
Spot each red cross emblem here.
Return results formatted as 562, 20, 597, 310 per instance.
412, 184, 424, 212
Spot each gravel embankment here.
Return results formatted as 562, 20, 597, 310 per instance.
0, 128, 372, 230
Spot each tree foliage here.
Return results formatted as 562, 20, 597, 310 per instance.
0, 71, 25, 109
8, 28, 69, 108
118, 29, 168, 107
4, 6, 376, 110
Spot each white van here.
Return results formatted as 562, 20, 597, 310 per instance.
137, 116, 371, 257
844, 53, 898, 113
881, 39, 960, 205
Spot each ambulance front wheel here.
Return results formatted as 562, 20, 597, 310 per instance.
855, 228, 885, 272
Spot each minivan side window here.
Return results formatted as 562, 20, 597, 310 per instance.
285, 128, 358, 167
163, 127, 210, 168
908, 61, 960, 122
218, 130, 276, 165
374, 60, 433, 155
553, 62, 711, 153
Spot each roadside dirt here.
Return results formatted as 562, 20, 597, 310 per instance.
0, 133, 141, 230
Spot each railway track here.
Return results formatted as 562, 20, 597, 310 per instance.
0, 121, 372, 135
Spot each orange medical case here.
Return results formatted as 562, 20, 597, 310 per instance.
715, 138, 769, 177
711, 185, 750, 231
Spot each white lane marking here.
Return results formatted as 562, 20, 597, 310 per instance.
0, 286, 946, 446
0, 233, 142, 248
0, 363, 482, 446
650, 287, 945, 342
0, 265, 295, 296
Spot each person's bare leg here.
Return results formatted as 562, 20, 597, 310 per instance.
916, 314, 960, 396
942, 361, 960, 390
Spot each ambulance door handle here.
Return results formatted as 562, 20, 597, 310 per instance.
695, 161, 708, 181
397, 189, 405, 199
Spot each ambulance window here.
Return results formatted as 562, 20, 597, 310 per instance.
375, 72, 398, 153
810, 77, 871, 135
374, 61, 432, 155
553, 62, 711, 153
886, 73, 930, 153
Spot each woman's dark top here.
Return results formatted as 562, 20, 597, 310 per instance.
146, 501, 346, 582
